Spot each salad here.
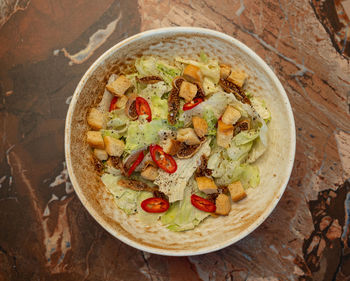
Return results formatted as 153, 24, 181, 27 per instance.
86, 53, 271, 231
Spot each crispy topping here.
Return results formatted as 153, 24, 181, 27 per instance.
194, 82, 205, 99
176, 142, 202, 159
195, 155, 212, 177
168, 77, 185, 125
219, 78, 251, 105
118, 179, 157, 192
153, 190, 169, 201
125, 96, 138, 120
137, 76, 163, 84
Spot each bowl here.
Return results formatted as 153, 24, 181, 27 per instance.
65, 27, 296, 256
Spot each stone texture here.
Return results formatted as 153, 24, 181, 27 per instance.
0, 0, 349, 280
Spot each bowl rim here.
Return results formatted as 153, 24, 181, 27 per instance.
65, 26, 296, 256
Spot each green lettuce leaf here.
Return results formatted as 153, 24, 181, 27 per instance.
150, 95, 168, 120
161, 186, 210, 232
202, 77, 221, 96
203, 109, 218, 136
125, 119, 170, 152
135, 56, 181, 85
250, 97, 271, 122
227, 141, 253, 161
175, 57, 220, 83
233, 129, 260, 145
101, 173, 140, 215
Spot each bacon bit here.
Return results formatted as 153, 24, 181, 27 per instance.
219, 78, 251, 105
137, 76, 163, 84
195, 155, 212, 177
176, 142, 202, 158
125, 96, 138, 120
168, 77, 185, 125
153, 190, 168, 201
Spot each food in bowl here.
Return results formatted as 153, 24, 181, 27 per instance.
85, 53, 271, 232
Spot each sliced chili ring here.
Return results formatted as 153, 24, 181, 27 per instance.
109, 97, 118, 112
135, 97, 152, 122
141, 197, 169, 213
127, 151, 145, 176
183, 98, 204, 111
191, 194, 216, 213
149, 144, 177, 174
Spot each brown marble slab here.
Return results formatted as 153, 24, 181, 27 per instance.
0, 0, 349, 280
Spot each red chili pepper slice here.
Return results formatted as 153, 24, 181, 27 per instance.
191, 194, 216, 213
149, 144, 177, 174
109, 97, 118, 112
127, 151, 145, 176
135, 97, 152, 122
141, 197, 169, 213
183, 98, 204, 111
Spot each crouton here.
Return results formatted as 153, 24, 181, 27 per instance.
162, 138, 181, 155
192, 116, 208, 138
93, 149, 108, 161
103, 136, 125, 157
179, 81, 197, 102
141, 166, 159, 181
222, 105, 241, 125
226, 69, 248, 88
87, 108, 105, 130
106, 75, 132, 97
177, 128, 201, 145
216, 120, 234, 148
183, 64, 202, 82
196, 177, 218, 194
228, 181, 247, 202
220, 64, 231, 79
115, 95, 128, 109
87, 131, 105, 149
215, 194, 231, 215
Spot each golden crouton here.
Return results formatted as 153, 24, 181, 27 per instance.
216, 120, 234, 148
179, 81, 197, 102
115, 95, 128, 109
222, 105, 241, 125
177, 128, 201, 145
162, 138, 181, 155
141, 166, 159, 181
87, 108, 105, 130
183, 64, 202, 82
93, 149, 108, 161
87, 131, 105, 149
228, 181, 247, 202
106, 75, 132, 97
103, 136, 125, 157
220, 64, 231, 79
215, 194, 231, 215
192, 116, 208, 138
196, 177, 218, 194
227, 69, 248, 88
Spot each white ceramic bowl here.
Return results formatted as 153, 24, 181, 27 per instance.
65, 27, 296, 256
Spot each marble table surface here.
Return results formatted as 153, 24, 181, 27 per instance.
0, 0, 349, 280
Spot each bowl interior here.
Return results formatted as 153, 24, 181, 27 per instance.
65, 28, 295, 255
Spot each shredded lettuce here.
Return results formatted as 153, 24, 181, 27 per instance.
135, 56, 181, 85
161, 185, 209, 231
175, 57, 220, 83
140, 81, 171, 99
233, 164, 260, 189
227, 141, 253, 161
202, 109, 218, 136
150, 96, 168, 120
251, 97, 271, 122
233, 129, 260, 145
202, 77, 222, 96
101, 173, 140, 215
246, 138, 267, 163
200, 51, 209, 63
125, 119, 170, 152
